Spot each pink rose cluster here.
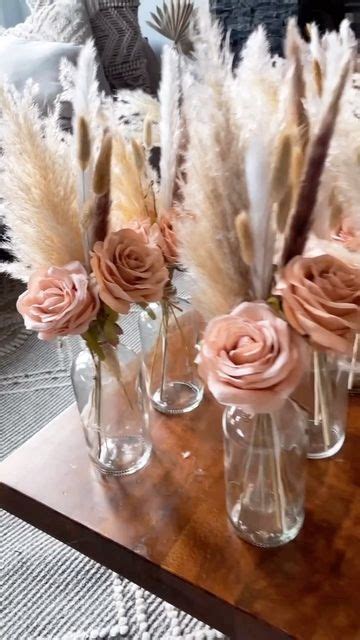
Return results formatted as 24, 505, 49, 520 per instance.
17, 224, 169, 341
198, 302, 308, 414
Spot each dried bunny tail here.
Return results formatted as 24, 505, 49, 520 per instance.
271, 132, 292, 203
93, 132, 112, 196
158, 45, 182, 213
143, 116, 153, 148
285, 18, 309, 151
0, 82, 83, 274
78, 116, 91, 171
235, 212, 254, 266
89, 131, 113, 244
282, 56, 351, 265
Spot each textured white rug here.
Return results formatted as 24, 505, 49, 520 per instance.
0, 275, 226, 640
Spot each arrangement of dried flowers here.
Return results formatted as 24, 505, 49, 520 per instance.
173, 9, 360, 415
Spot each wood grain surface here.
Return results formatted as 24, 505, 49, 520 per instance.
1, 396, 359, 640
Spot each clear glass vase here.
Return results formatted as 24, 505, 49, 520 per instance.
223, 399, 307, 548
71, 343, 151, 476
304, 350, 349, 459
138, 296, 204, 414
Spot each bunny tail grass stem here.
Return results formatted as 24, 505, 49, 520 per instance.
348, 333, 360, 390
281, 57, 351, 266
269, 414, 287, 533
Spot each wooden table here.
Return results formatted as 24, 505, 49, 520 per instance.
1, 396, 359, 640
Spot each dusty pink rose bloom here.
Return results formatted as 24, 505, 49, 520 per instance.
198, 302, 307, 413
91, 228, 168, 313
17, 262, 99, 341
159, 209, 179, 265
333, 217, 360, 252
276, 255, 360, 355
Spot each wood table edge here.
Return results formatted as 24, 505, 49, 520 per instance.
0, 481, 293, 640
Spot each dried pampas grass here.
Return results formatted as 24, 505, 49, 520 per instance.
110, 135, 157, 230
178, 7, 252, 318
0, 82, 83, 281
282, 56, 351, 264
158, 45, 183, 213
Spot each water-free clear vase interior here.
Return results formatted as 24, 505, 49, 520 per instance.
139, 297, 204, 415
304, 350, 348, 459
71, 343, 151, 476
223, 399, 307, 548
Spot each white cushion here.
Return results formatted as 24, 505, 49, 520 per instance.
0, 37, 81, 114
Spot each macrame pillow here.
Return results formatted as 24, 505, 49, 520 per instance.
86, 0, 150, 92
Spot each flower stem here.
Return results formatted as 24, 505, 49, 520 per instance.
348, 333, 359, 391
314, 350, 331, 450
160, 301, 169, 402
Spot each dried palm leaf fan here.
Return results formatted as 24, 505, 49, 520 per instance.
146, 0, 195, 55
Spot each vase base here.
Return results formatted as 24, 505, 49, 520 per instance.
151, 381, 204, 415
229, 510, 304, 548
307, 432, 345, 459
306, 420, 345, 459
90, 437, 152, 476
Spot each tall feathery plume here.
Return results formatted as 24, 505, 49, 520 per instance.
282, 56, 351, 265
0, 82, 83, 280
285, 19, 310, 152
158, 45, 183, 213
72, 40, 100, 260
110, 134, 157, 230
179, 6, 252, 318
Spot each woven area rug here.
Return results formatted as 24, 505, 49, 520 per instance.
0, 274, 226, 640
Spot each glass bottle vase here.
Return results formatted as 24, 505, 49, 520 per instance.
305, 350, 349, 459
71, 343, 151, 475
223, 399, 307, 548
138, 296, 204, 415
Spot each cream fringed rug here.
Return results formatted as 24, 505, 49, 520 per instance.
0, 275, 225, 640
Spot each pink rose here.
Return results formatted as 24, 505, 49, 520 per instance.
91, 228, 168, 313
17, 262, 99, 341
198, 301, 307, 413
276, 255, 360, 355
